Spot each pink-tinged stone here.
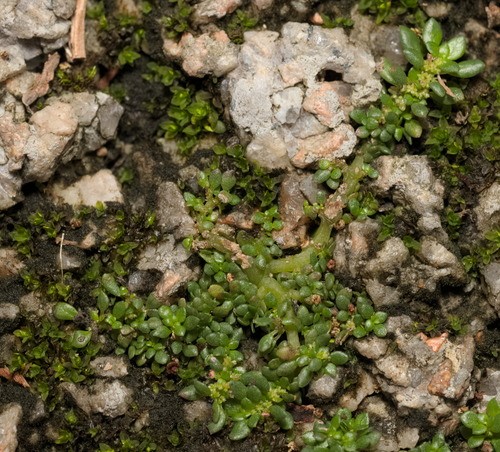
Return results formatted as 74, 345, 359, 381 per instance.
163, 30, 238, 78
291, 124, 356, 168
303, 82, 344, 128
427, 359, 453, 396
310, 12, 324, 25
192, 0, 242, 25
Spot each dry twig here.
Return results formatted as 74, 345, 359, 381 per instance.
69, 0, 88, 60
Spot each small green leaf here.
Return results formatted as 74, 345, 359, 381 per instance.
379, 59, 407, 86
400, 26, 424, 69
69, 330, 92, 348
422, 18, 442, 55
53, 302, 78, 321
404, 119, 423, 138
269, 405, 294, 430
445, 35, 467, 60
411, 102, 429, 118
229, 421, 251, 441
457, 59, 485, 78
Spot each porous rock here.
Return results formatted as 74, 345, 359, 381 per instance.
191, 0, 242, 25
481, 262, 500, 316
0, 0, 74, 82
61, 379, 133, 418
474, 182, 500, 234
371, 156, 445, 237
0, 403, 23, 452
156, 182, 197, 239
49, 169, 124, 206
0, 92, 124, 210
163, 29, 239, 78
222, 22, 381, 170
90, 356, 129, 378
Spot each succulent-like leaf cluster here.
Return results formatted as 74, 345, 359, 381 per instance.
351, 18, 485, 154
301, 408, 381, 451
460, 398, 500, 451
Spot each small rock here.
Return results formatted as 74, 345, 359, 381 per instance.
49, 169, 124, 206
291, 125, 357, 168
353, 336, 389, 360
163, 30, 239, 78
156, 182, 197, 239
307, 373, 343, 401
421, 2, 453, 18
155, 266, 196, 302
51, 0, 77, 19
184, 400, 213, 423
365, 237, 410, 279
0, 403, 23, 452
477, 368, 500, 404
191, 0, 242, 25
222, 22, 381, 170
375, 352, 412, 387
333, 219, 380, 279
474, 182, 500, 233
0, 303, 20, 321
251, 0, 273, 10
0, 43, 26, 83
339, 369, 378, 411
481, 262, 500, 315
0, 248, 24, 277
272, 173, 309, 249
397, 427, 420, 450
61, 379, 133, 418
137, 237, 191, 273
18, 292, 49, 321
417, 236, 466, 282
0, 335, 19, 366
371, 156, 445, 237
90, 357, 129, 378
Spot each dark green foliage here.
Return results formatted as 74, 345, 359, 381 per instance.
301, 408, 381, 451
351, 18, 485, 154
410, 432, 451, 452
143, 63, 226, 153
358, 0, 421, 24
460, 398, 500, 451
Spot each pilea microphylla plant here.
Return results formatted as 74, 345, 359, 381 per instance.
351, 18, 485, 155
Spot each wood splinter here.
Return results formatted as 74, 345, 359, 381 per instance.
69, 0, 88, 60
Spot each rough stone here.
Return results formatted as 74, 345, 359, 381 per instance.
0, 403, 23, 452
359, 396, 399, 452
222, 22, 381, 170
163, 30, 239, 78
251, 0, 273, 10
61, 379, 133, 418
272, 173, 309, 249
191, 0, 242, 25
1, 0, 71, 41
333, 219, 380, 279
0, 303, 19, 321
353, 336, 389, 360
365, 237, 410, 279
137, 237, 191, 274
371, 156, 445, 237
90, 356, 129, 378
0, 248, 24, 277
156, 182, 197, 239
49, 169, 124, 206
339, 369, 378, 411
477, 368, 500, 404
421, 2, 453, 18
0, 92, 123, 210
307, 373, 344, 401
474, 182, 500, 233
183, 400, 213, 423
481, 262, 500, 315
0, 42, 26, 83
